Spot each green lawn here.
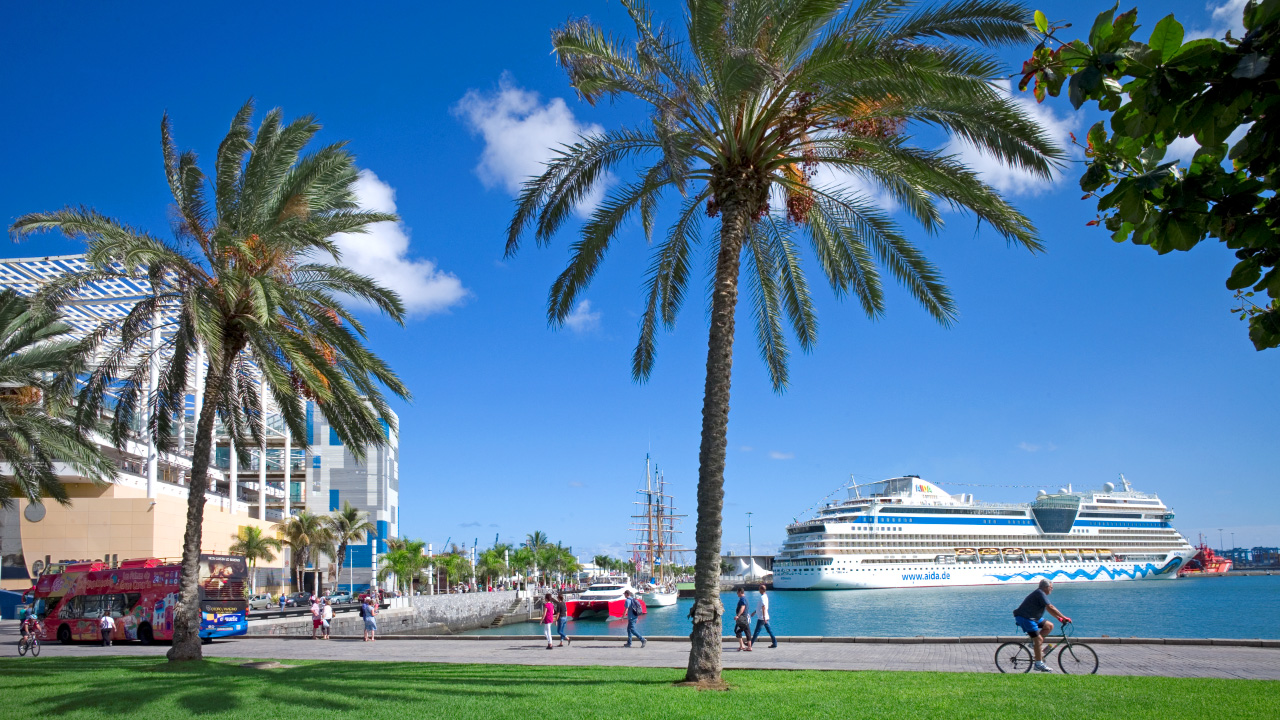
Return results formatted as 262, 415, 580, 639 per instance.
1, 657, 1275, 720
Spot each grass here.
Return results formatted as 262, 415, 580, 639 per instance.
0, 657, 1275, 720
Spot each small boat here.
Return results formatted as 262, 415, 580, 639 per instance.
979, 548, 1000, 562
568, 577, 644, 619
1001, 548, 1024, 560
641, 585, 679, 607
1024, 549, 1044, 561
1079, 548, 1097, 560
1062, 548, 1080, 560
1097, 549, 1113, 560
1044, 549, 1062, 560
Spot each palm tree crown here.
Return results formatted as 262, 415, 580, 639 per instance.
328, 500, 377, 592
507, 0, 1060, 685
10, 101, 410, 662
229, 525, 283, 594
0, 290, 116, 507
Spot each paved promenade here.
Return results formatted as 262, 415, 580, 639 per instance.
3, 624, 1277, 680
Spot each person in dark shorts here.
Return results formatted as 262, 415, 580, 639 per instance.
733, 587, 752, 651
1013, 579, 1071, 672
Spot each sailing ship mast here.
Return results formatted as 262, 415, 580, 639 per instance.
630, 454, 686, 587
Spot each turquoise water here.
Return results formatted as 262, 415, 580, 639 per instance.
461, 575, 1280, 639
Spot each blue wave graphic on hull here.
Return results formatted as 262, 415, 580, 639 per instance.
987, 558, 1182, 582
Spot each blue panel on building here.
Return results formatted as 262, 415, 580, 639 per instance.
312, 455, 321, 469
329, 489, 339, 511
376, 520, 389, 554
306, 402, 314, 445
379, 418, 390, 440
347, 544, 373, 569
329, 426, 342, 446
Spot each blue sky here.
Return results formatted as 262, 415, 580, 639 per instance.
3, 0, 1274, 559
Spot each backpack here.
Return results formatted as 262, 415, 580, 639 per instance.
627, 599, 640, 618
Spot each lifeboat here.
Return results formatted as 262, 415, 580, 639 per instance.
978, 548, 1000, 562
955, 548, 977, 562
1062, 548, 1080, 560
1001, 547, 1024, 560
1079, 548, 1097, 560
1097, 549, 1113, 560
1024, 549, 1044, 561
1044, 549, 1062, 560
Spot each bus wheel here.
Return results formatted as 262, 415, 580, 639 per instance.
137, 624, 154, 645
57, 625, 71, 645
201, 635, 212, 644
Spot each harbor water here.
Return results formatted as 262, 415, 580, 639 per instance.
460, 575, 1280, 639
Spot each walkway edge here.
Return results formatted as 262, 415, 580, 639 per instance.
309, 634, 1280, 648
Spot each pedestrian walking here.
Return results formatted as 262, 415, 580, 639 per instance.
555, 592, 571, 647
98, 612, 115, 647
623, 590, 646, 648
733, 587, 752, 651
540, 593, 555, 650
310, 597, 322, 640
361, 596, 378, 641
750, 584, 778, 648
321, 598, 334, 640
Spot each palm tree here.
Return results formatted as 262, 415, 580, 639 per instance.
508, 0, 1059, 684
11, 101, 410, 662
327, 500, 376, 594
280, 511, 333, 596
592, 554, 612, 577
229, 525, 282, 594
477, 547, 509, 586
378, 537, 426, 593
525, 531, 549, 550
0, 290, 116, 508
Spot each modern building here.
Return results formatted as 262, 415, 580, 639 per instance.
0, 255, 398, 592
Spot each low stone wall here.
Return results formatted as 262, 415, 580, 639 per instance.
406, 591, 518, 634
246, 592, 518, 637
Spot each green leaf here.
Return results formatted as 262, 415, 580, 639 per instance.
1035, 10, 1049, 34
1226, 258, 1263, 291
1089, 3, 1119, 47
1147, 15, 1184, 63
1232, 53, 1271, 79
1167, 38, 1221, 68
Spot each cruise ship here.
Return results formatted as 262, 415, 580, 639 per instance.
773, 475, 1195, 589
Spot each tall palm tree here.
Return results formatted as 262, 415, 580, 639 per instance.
0, 290, 116, 508
525, 530, 550, 550
229, 525, 282, 594
327, 500, 376, 593
11, 101, 410, 662
379, 537, 427, 592
280, 511, 333, 597
508, 0, 1059, 684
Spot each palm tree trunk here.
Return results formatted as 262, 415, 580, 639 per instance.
167, 361, 227, 662
684, 197, 748, 686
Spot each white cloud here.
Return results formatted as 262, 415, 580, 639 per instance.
1018, 441, 1057, 453
1165, 123, 1252, 163
1187, 0, 1248, 40
563, 300, 602, 333
768, 451, 794, 460
454, 74, 610, 213
333, 171, 468, 316
941, 79, 1080, 196
740, 445, 753, 452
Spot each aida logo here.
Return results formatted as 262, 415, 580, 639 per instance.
915, 484, 931, 493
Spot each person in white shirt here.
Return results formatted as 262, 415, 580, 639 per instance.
750, 584, 777, 648
99, 612, 116, 647
321, 598, 334, 640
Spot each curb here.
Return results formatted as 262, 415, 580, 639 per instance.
293, 634, 1280, 648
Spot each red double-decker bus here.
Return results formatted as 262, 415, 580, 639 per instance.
29, 554, 248, 644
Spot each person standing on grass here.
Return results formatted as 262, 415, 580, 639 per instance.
555, 592, 571, 647
623, 591, 646, 648
321, 598, 334, 640
310, 597, 322, 640
99, 612, 115, 647
750, 584, 777, 648
734, 587, 752, 652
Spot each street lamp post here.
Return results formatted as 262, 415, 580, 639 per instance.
1219, 528, 1224, 551
746, 511, 754, 582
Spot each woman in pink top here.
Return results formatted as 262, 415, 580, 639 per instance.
540, 593, 555, 650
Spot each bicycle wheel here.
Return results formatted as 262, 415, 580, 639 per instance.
995, 642, 1034, 673
31, 639, 40, 657
18, 638, 28, 657
1057, 642, 1098, 674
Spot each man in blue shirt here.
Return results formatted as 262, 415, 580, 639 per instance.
1013, 579, 1071, 672
623, 591, 646, 648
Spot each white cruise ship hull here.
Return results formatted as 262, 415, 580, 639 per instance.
774, 554, 1192, 590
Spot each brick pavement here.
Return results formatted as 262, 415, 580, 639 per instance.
3, 624, 1277, 680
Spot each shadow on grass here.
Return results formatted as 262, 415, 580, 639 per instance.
0, 656, 680, 717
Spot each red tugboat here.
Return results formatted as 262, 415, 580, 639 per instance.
1178, 537, 1234, 577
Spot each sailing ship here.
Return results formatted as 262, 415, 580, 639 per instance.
630, 455, 685, 607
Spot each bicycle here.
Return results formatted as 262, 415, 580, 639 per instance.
18, 633, 40, 657
995, 620, 1097, 674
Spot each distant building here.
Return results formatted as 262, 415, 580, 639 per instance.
0, 255, 397, 593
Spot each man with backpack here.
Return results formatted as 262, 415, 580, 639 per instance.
622, 590, 646, 648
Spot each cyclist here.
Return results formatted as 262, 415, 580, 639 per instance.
1013, 579, 1071, 673
19, 613, 39, 645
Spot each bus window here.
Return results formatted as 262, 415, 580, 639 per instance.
59, 596, 82, 619
123, 593, 141, 612
78, 595, 104, 618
